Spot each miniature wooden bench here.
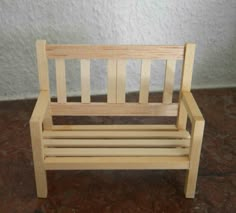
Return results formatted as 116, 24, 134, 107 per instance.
30, 40, 205, 198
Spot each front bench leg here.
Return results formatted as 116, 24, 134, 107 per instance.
30, 120, 48, 198
185, 119, 205, 198
179, 91, 205, 198
29, 91, 50, 198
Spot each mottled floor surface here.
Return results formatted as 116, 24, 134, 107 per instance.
0, 88, 235, 213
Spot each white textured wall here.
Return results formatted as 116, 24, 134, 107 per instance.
0, 0, 235, 100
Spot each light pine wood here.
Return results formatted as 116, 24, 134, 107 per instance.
107, 59, 117, 103
163, 60, 176, 104
44, 138, 190, 147
30, 91, 50, 198
139, 59, 151, 103
50, 102, 178, 116
30, 41, 204, 199
80, 59, 91, 103
116, 60, 126, 103
36, 40, 52, 129
30, 91, 50, 124
51, 124, 177, 131
43, 130, 190, 139
44, 147, 189, 157
46, 45, 185, 59
180, 44, 196, 92
36, 40, 50, 91
44, 156, 190, 170
30, 121, 48, 198
185, 120, 205, 198
182, 92, 204, 123
177, 44, 196, 129
55, 59, 67, 103
43, 106, 53, 130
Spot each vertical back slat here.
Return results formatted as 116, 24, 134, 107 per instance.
139, 59, 151, 103
107, 60, 117, 103
163, 60, 176, 104
177, 43, 196, 129
55, 59, 67, 103
80, 59, 91, 103
116, 60, 127, 103
36, 40, 50, 91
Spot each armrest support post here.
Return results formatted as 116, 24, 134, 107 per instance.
29, 90, 50, 197
30, 91, 50, 124
179, 91, 205, 198
181, 92, 204, 123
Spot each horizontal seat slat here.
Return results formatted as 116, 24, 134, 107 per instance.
44, 147, 189, 157
51, 124, 177, 131
44, 156, 190, 170
46, 45, 185, 60
50, 103, 178, 116
43, 139, 190, 148
43, 130, 190, 139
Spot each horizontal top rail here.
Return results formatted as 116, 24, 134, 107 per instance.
46, 45, 185, 59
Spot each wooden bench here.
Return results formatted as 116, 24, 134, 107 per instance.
30, 40, 205, 198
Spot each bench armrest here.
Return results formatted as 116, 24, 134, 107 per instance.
181, 92, 204, 123
30, 91, 50, 124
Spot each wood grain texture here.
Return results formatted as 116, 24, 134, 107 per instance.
50, 102, 178, 116
55, 59, 67, 103
44, 156, 190, 170
107, 59, 117, 103
44, 147, 190, 157
80, 59, 91, 103
163, 60, 176, 104
116, 60, 126, 103
180, 44, 196, 92
36, 40, 50, 91
182, 92, 204, 123
30, 120, 47, 198
43, 130, 190, 139
185, 120, 205, 198
44, 139, 190, 148
51, 124, 177, 131
30, 91, 50, 124
46, 45, 185, 59
177, 43, 196, 129
139, 59, 151, 103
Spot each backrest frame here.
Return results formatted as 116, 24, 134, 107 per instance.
36, 40, 196, 117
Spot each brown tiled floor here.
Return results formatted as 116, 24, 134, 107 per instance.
0, 88, 235, 213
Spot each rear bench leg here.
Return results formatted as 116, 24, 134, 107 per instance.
185, 120, 205, 198
30, 121, 48, 198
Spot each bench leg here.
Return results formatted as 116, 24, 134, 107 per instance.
30, 121, 48, 198
184, 120, 204, 198
185, 166, 199, 198
34, 166, 48, 198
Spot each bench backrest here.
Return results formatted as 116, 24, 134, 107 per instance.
36, 40, 195, 117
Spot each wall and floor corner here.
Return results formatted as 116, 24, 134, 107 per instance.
0, 0, 235, 101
